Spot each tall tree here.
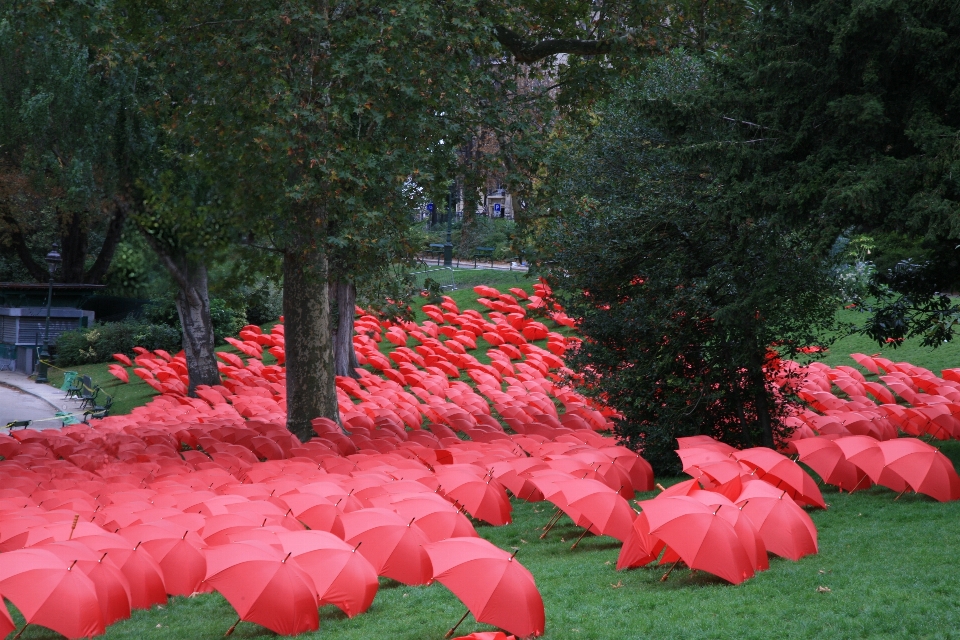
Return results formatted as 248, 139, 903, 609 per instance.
639, 0, 960, 346
0, 2, 143, 283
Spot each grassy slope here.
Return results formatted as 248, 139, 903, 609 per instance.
18, 278, 960, 639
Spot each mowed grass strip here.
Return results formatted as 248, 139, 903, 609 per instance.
7, 445, 959, 640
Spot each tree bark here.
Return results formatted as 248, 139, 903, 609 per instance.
141, 229, 220, 395
284, 239, 340, 442
174, 262, 221, 395
59, 208, 89, 283
333, 280, 359, 378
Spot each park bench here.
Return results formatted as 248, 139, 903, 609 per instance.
473, 246, 495, 268
427, 243, 446, 265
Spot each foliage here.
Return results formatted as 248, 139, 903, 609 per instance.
537, 78, 838, 472
635, 0, 960, 347
142, 297, 246, 346
55, 322, 181, 366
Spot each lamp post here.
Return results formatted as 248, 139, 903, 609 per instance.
35, 243, 61, 384
443, 182, 456, 268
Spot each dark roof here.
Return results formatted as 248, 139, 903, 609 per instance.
0, 283, 106, 291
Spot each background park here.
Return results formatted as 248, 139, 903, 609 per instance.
2, 0, 960, 638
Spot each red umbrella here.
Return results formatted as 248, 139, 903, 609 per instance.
436, 470, 512, 526
877, 438, 960, 502
0, 547, 105, 639
637, 496, 756, 585
424, 537, 544, 638
793, 437, 871, 493
384, 497, 479, 543
204, 541, 319, 636
0, 600, 13, 639
733, 447, 826, 508
341, 508, 434, 585
616, 511, 665, 570
273, 530, 379, 617
118, 524, 207, 596
79, 537, 168, 610
41, 541, 133, 626
734, 481, 818, 561
279, 492, 346, 538
557, 478, 636, 546
834, 436, 908, 493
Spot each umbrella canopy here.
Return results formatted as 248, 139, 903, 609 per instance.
616, 512, 665, 570
734, 482, 818, 561
41, 541, 133, 627
273, 530, 379, 617
383, 497, 479, 543
637, 496, 756, 585
557, 478, 636, 542
834, 436, 908, 493
79, 538, 168, 610
204, 541, 319, 636
0, 600, 13, 640
341, 508, 434, 585
118, 524, 207, 596
877, 439, 960, 502
793, 437, 872, 493
424, 537, 545, 638
436, 471, 512, 526
733, 448, 826, 509
686, 492, 768, 573
0, 547, 105, 639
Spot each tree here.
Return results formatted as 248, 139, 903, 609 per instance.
0, 3, 143, 284
637, 0, 960, 347
538, 72, 838, 472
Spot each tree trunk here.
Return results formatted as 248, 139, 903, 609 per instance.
284, 240, 340, 442
174, 262, 221, 395
84, 199, 129, 284
59, 208, 89, 283
333, 280, 359, 378
141, 230, 220, 396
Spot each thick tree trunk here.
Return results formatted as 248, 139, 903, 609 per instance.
142, 230, 220, 396
284, 241, 340, 442
333, 280, 359, 378
59, 208, 89, 283
174, 262, 221, 395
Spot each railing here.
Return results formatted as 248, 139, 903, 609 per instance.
409, 266, 457, 291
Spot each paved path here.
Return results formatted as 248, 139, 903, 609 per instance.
0, 371, 82, 430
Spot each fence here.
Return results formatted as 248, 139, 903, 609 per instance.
408, 266, 457, 292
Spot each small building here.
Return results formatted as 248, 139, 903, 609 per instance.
0, 283, 102, 373
485, 188, 514, 219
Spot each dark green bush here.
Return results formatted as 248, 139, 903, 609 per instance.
55, 321, 182, 366
142, 297, 247, 344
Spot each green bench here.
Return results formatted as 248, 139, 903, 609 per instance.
427, 243, 446, 265
472, 246, 495, 268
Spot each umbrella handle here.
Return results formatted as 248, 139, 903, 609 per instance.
660, 559, 681, 582
13, 624, 28, 639
570, 527, 591, 550
445, 610, 471, 638
225, 616, 241, 636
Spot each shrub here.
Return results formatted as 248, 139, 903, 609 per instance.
142, 297, 247, 344
56, 321, 182, 366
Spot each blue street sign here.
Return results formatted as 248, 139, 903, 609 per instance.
427, 202, 435, 213
494, 203, 502, 213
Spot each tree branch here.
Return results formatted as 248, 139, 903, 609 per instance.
0, 199, 48, 282
492, 24, 621, 63
85, 198, 130, 284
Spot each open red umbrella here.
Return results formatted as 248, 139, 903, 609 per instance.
0, 547, 105, 639
436, 470, 512, 526
118, 524, 207, 596
877, 438, 960, 502
424, 537, 544, 638
834, 436, 908, 493
204, 541, 319, 636
686, 491, 768, 573
616, 512, 665, 570
273, 530, 379, 617
79, 537, 168, 610
637, 496, 756, 585
41, 541, 133, 627
384, 496, 479, 543
341, 508, 434, 585
557, 478, 636, 546
734, 481, 818, 561
733, 447, 825, 508
793, 437, 871, 493
0, 600, 13, 639
279, 492, 346, 538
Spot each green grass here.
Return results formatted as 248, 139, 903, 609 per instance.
7, 448, 960, 639
821, 307, 960, 373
